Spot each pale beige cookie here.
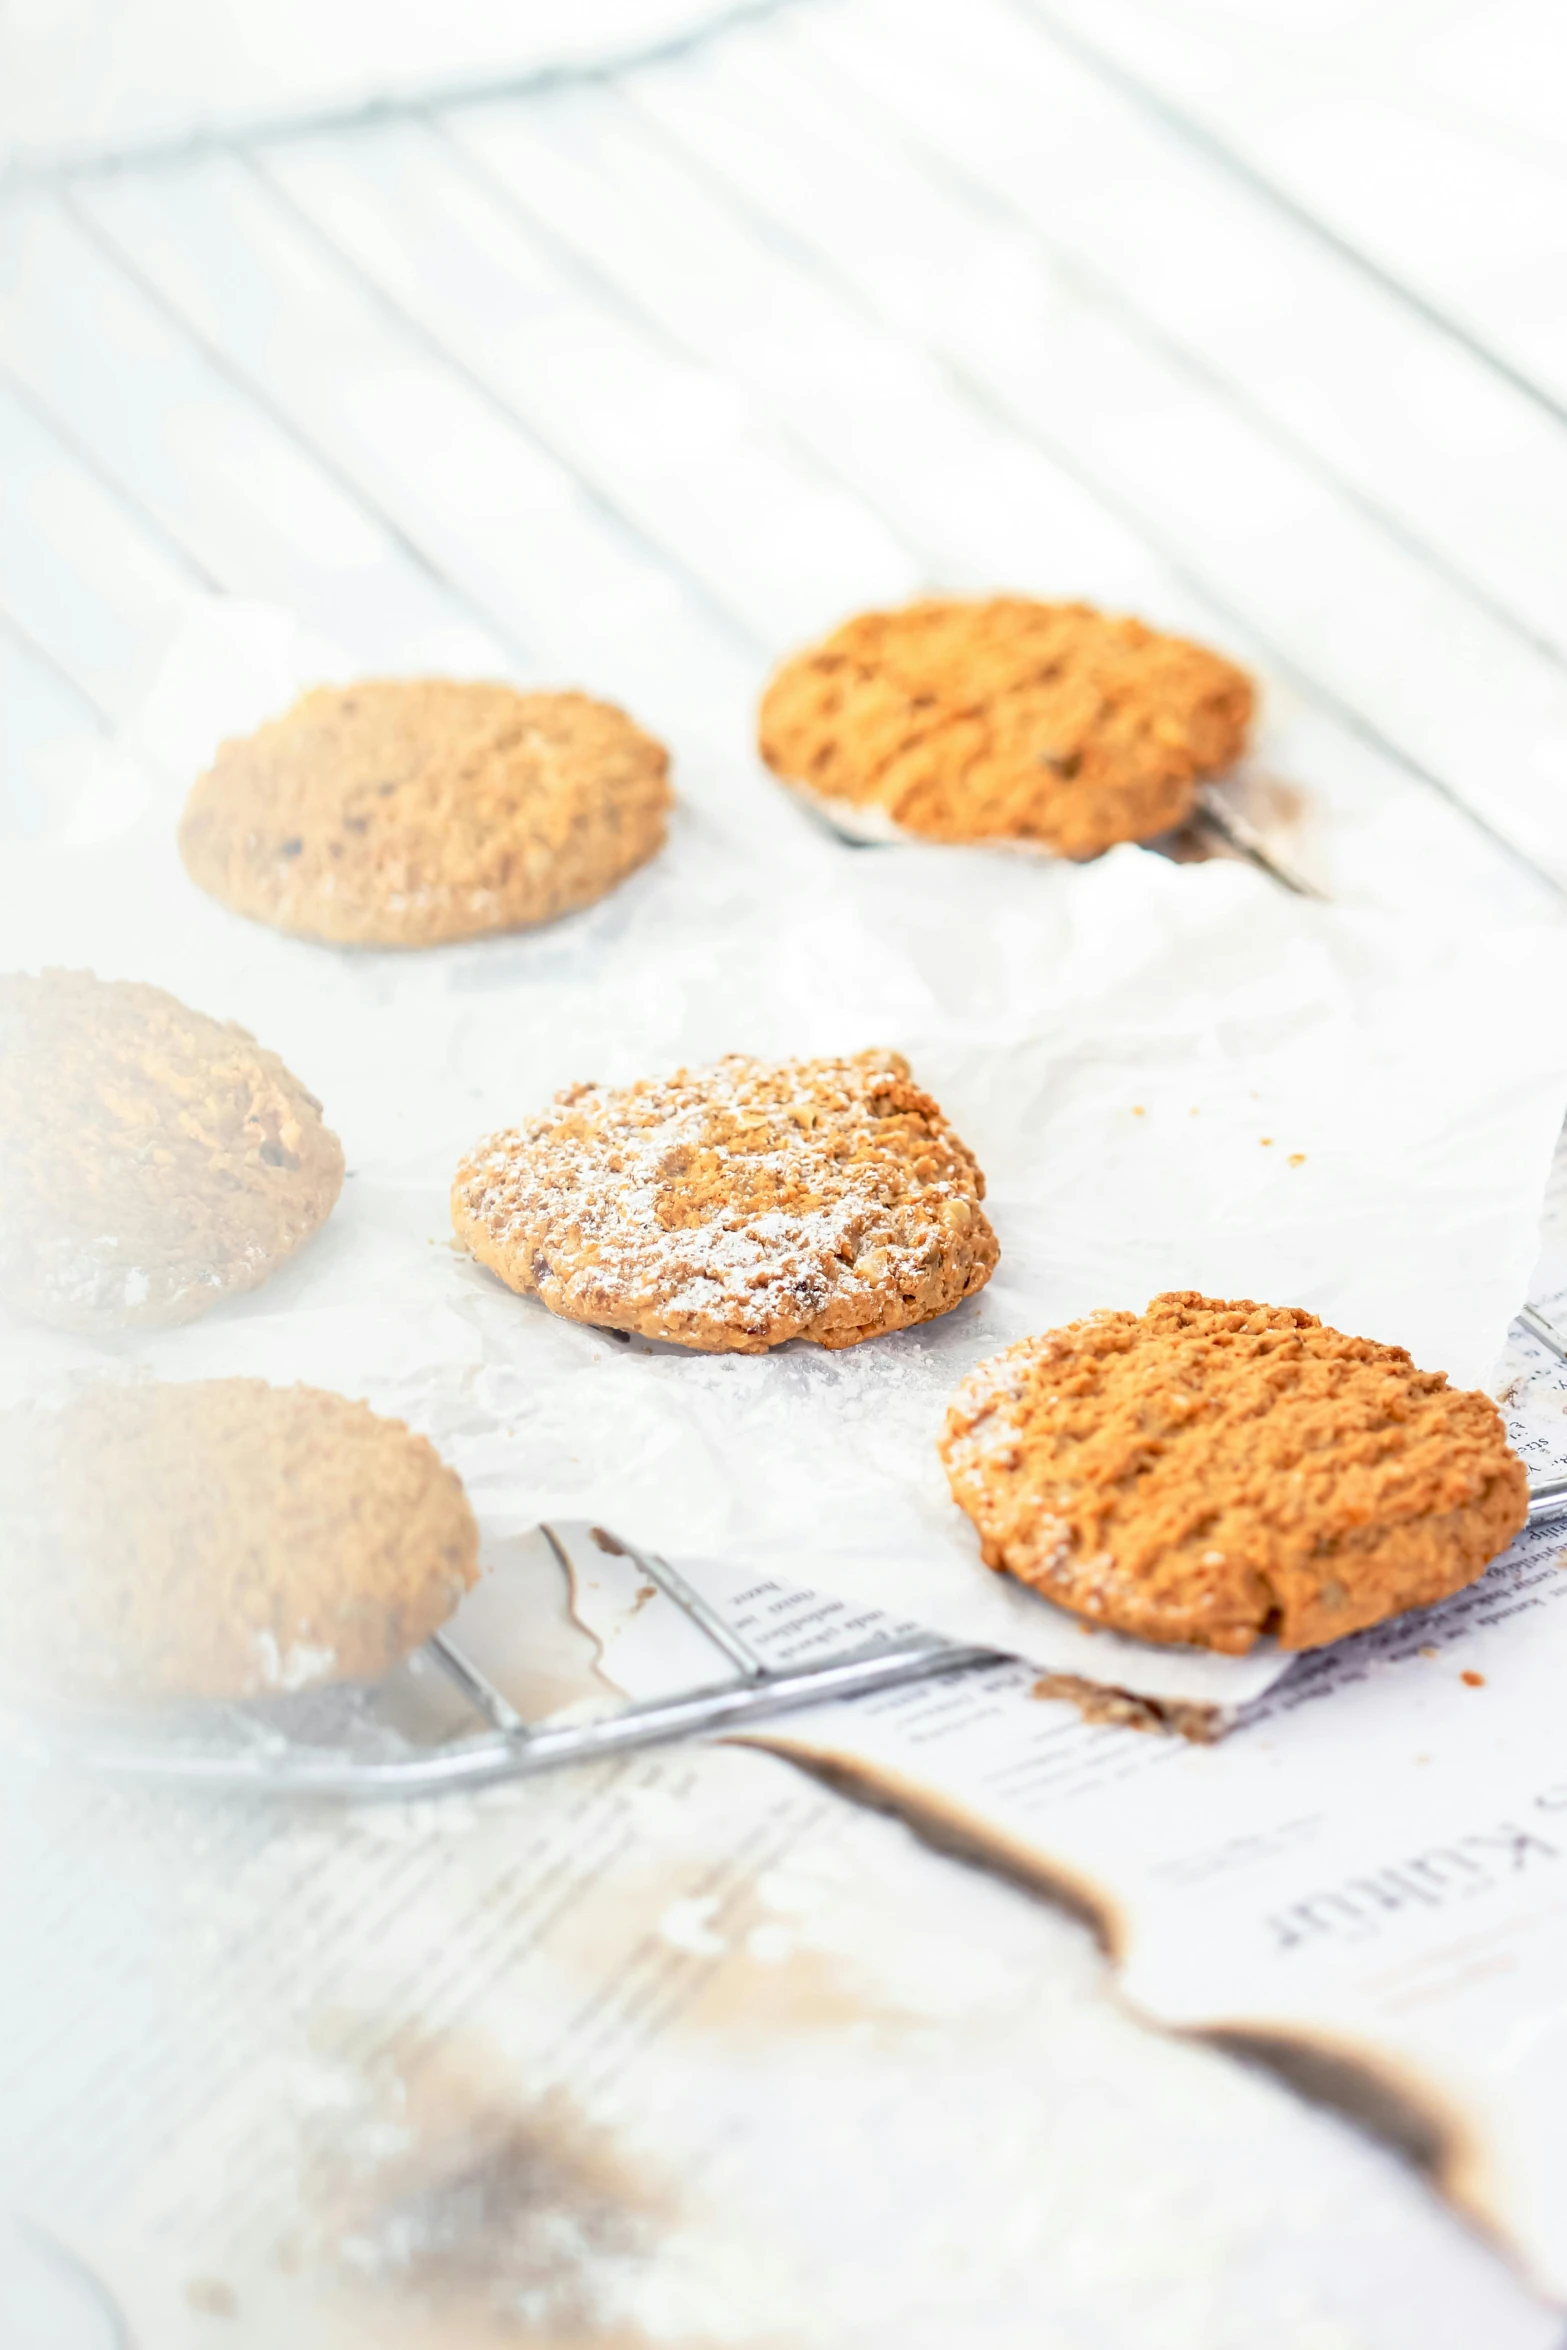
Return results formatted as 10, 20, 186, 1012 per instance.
940, 1293, 1526, 1653
180, 679, 672, 946
0, 970, 343, 1334
0, 1380, 479, 1705
759, 597, 1254, 858
452, 1049, 998, 1354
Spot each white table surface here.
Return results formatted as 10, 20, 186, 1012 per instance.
3, 3, 1566, 2343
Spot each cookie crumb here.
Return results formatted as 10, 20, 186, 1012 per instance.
1031, 1671, 1219, 1743
1461, 1669, 1486, 1688
185, 2279, 236, 2317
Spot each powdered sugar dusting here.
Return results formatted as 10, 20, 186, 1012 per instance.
452, 1050, 998, 1354
253, 1630, 340, 1693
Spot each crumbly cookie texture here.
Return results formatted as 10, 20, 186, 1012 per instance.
180, 679, 672, 946
758, 597, 1254, 858
0, 970, 343, 1333
0, 1380, 479, 1705
940, 1292, 1526, 1653
452, 1049, 998, 1354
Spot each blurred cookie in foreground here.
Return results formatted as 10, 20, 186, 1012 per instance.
180, 679, 672, 946
0, 1380, 479, 1705
759, 597, 1253, 858
452, 1048, 998, 1354
0, 970, 343, 1333
940, 1292, 1525, 1653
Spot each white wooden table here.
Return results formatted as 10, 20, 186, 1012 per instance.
3, 4, 1567, 2342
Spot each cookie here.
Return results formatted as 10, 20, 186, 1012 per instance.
0, 1380, 479, 1705
0, 970, 343, 1333
452, 1049, 998, 1353
758, 597, 1253, 858
179, 679, 672, 946
939, 1292, 1526, 1653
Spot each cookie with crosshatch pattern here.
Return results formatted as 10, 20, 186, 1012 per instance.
180, 678, 672, 946
759, 596, 1253, 858
451, 1048, 998, 1353
940, 1292, 1526, 1653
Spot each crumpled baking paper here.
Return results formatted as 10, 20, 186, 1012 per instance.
5, 600, 1567, 1708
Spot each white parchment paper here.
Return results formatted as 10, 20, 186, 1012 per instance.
6, 602, 1567, 1707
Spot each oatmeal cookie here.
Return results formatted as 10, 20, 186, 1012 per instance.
0, 1380, 479, 1705
179, 679, 672, 945
758, 597, 1253, 858
452, 1049, 998, 1353
0, 970, 343, 1333
940, 1292, 1526, 1652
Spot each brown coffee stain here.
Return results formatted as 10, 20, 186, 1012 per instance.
679, 1921, 914, 2044
283, 2028, 672, 2344
185, 2274, 237, 2316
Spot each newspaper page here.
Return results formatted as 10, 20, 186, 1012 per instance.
548, 1294, 1567, 2309
0, 1655, 1558, 2350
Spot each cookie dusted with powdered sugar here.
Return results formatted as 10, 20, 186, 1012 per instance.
180, 679, 672, 946
0, 970, 343, 1333
0, 1380, 479, 1706
759, 597, 1253, 858
940, 1293, 1527, 1654
452, 1049, 998, 1353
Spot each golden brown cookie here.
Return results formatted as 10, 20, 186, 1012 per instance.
758, 597, 1253, 858
0, 1380, 479, 1705
939, 1292, 1526, 1653
452, 1049, 998, 1354
180, 679, 672, 946
0, 970, 343, 1333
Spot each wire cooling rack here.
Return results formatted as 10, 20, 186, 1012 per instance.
8, 1465, 1567, 1802
1, 1520, 996, 1800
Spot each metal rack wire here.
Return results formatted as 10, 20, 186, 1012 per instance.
9, 1524, 995, 1800
11, 1458, 1567, 1801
